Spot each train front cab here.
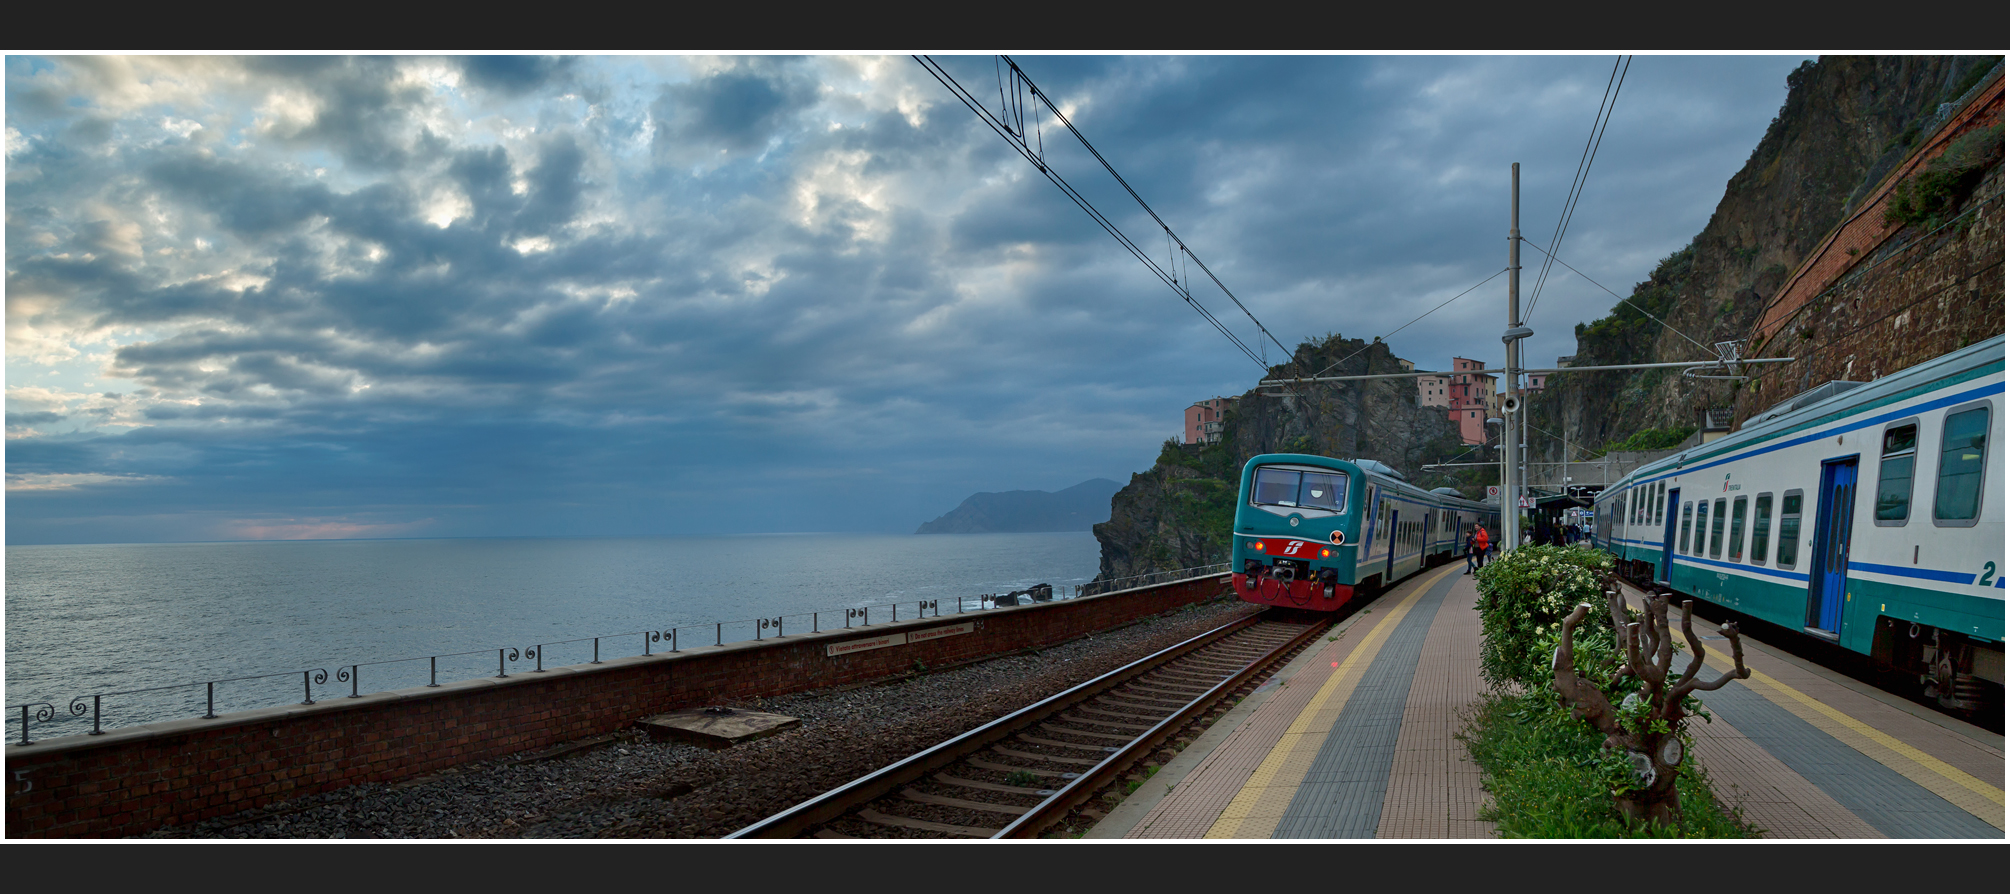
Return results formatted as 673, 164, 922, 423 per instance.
1232, 456, 1360, 611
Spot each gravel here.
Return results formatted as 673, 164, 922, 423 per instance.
146, 597, 1258, 839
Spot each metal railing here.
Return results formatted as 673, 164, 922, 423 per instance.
7, 568, 1226, 746
1074, 563, 1230, 597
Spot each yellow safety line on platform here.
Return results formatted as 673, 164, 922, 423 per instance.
1203, 563, 1458, 839
1698, 650, 2006, 830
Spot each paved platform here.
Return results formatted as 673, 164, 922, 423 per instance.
1089, 563, 2006, 840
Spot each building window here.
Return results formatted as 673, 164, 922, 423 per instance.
1933, 404, 1990, 526
1875, 420, 1918, 525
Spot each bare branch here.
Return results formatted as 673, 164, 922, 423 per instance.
1553, 603, 1625, 740
1680, 620, 1753, 694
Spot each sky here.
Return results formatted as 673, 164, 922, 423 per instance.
4, 54, 1813, 544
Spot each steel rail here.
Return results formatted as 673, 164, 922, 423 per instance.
724, 611, 1287, 839
994, 616, 1331, 838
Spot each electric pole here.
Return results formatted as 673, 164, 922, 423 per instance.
1503, 163, 1525, 551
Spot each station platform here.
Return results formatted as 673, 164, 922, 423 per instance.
1089, 561, 2005, 839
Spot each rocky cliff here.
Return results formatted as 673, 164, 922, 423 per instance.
1093, 336, 1469, 581
1530, 56, 2004, 470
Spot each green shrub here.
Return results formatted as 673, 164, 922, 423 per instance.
1463, 691, 1757, 838
1473, 545, 1614, 690
1884, 124, 2003, 230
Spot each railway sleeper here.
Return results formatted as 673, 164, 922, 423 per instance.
901, 787, 1029, 816
855, 808, 997, 838
936, 773, 1056, 796
1017, 733, 1119, 752
992, 745, 1101, 766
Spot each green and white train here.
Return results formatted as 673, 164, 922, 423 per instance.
1590, 335, 2004, 714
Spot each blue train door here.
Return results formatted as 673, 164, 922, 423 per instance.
1659, 488, 1680, 583
1386, 510, 1399, 580
1806, 458, 1859, 636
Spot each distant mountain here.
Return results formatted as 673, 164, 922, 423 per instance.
916, 479, 1123, 534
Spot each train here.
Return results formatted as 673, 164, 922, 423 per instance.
1230, 453, 1499, 610
1591, 334, 2004, 714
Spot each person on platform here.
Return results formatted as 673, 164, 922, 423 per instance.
1465, 524, 1490, 574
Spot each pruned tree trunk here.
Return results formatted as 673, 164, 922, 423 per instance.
1551, 574, 1750, 826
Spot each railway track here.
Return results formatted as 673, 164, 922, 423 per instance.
726, 609, 1329, 839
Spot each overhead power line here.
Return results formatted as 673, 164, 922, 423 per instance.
1526, 55, 1630, 324
915, 55, 1293, 377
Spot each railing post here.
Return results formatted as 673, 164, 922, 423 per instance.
350, 665, 361, 698
593, 638, 601, 664
497, 649, 507, 679
17, 706, 29, 745
429, 656, 440, 687
91, 695, 103, 735
535, 647, 544, 672
716, 623, 721, 646
205, 682, 217, 719
672, 628, 678, 652
301, 672, 315, 706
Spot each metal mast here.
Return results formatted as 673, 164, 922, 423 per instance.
1503, 164, 1527, 551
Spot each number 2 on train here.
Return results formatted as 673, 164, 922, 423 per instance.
1980, 561, 1997, 587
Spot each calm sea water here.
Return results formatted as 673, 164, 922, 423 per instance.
3, 533, 1100, 740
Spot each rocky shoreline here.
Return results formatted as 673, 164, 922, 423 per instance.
145, 597, 1257, 839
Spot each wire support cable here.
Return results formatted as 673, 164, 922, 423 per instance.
1516, 237, 1712, 353
1305, 267, 1511, 380
1526, 56, 1630, 324
915, 55, 1278, 373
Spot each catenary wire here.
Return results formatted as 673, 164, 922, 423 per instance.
916, 56, 1272, 371
1526, 55, 1630, 324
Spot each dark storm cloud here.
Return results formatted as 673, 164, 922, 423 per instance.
6, 55, 1812, 544
651, 58, 820, 157
459, 56, 577, 96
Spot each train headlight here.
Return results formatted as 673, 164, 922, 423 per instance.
1252, 540, 1266, 552
1319, 547, 1332, 558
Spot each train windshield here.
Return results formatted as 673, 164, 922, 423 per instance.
1252, 467, 1348, 512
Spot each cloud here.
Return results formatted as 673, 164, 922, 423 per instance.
4, 54, 1813, 544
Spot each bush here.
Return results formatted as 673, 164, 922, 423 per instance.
1883, 123, 2003, 230
1604, 425, 1696, 454
1473, 545, 1614, 690
1463, 691, 1757, 838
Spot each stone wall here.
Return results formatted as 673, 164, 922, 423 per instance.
5, 574, 1229, 838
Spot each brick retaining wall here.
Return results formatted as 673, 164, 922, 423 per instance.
4, 575, 1230, 838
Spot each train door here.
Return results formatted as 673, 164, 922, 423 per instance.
1806, 458, 1859, 637
1386, 510, 1399, 580
1659, 488, 1680, 583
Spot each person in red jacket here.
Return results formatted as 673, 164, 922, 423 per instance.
1465, 524, 1490, 574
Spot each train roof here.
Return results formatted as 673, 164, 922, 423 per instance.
1597, 334, 2005, 499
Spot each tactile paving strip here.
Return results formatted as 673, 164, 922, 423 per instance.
1694, 682, 2001, 838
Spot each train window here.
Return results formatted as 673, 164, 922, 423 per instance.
1729, 496, 1748, 561
1875, 420, 1918, 526
1933, 404, 1990, 526
1752, 493, 1773, 565
1251, 467, 1350, 514
1694, 501, 1708, 555
1655, 482, 1665, 526
1680, 502, 1693, 555
1777, 491, 1802, 568
1710, 498, 1727, 558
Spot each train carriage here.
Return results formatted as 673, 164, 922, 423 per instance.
1592, 335, 2005, 713
1231, 454, 1498, 610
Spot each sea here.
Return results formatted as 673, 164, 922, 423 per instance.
3, 532, 1101, 742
